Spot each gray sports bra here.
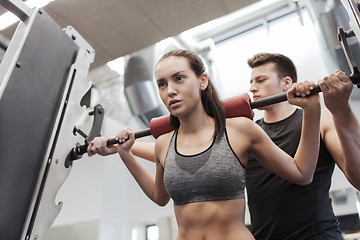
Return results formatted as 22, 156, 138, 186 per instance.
163, 129, 246, 205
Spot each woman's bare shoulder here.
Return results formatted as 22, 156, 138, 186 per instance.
226, 117, 256, 131
156, 131, 174, 146
155, 131, 175, 164
226, 117, 265, 144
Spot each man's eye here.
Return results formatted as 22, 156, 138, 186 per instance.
176, 76, 184, 81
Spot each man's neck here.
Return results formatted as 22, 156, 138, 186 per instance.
263, 102, 297, 123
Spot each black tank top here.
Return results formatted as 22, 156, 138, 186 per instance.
246, 109, 343, 240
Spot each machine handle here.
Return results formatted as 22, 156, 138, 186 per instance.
250, 84, 321, 109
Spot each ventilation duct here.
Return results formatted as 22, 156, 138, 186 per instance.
124, 50, 167, 127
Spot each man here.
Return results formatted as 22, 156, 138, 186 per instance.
246, 53, 360, 239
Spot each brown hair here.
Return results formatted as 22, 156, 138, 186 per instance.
157, 49, 225, 142
247, 53, 297, 83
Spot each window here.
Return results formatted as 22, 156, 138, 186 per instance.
146, 224, 159, 240
211, 8, 329, 100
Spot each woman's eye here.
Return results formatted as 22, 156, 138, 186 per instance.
158, 82, 166, 88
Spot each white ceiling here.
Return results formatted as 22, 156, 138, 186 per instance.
0, 0, 259, 69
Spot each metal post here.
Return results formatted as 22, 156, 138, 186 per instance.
0, 0, 31, 20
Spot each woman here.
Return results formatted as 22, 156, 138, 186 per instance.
88, 49, 321, 240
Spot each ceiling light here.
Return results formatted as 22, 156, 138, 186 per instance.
0, 0, 55, 31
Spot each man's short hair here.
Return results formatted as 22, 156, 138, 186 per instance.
247, 53, 298, 83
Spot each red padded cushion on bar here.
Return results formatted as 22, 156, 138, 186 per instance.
150, 93, 254, 138
223, 93, 254, 119
150, 115, 173, 139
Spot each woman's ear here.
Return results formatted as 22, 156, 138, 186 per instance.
200, 73, 209, 90
282, 76, 293, 91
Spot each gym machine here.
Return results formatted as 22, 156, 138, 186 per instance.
339, 0, 360, 87
0, 0, 102, 239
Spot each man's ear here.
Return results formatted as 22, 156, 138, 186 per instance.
200, 73, 209, 90
282, 76, 293, 91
